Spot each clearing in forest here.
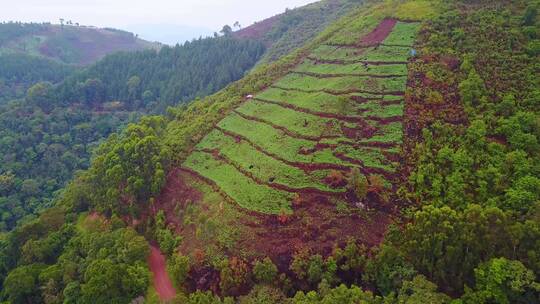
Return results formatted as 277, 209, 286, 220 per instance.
159, 17, 422, 263
183, 19, 420, 214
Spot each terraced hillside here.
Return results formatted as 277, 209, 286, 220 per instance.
174, 18, 421, 260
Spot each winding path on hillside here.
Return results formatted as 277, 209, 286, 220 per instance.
147, 245, 176, 301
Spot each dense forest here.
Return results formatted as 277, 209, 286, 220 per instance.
0, 0, 539, 303
0, 54, 76, 102
56, 37, 265, 113
0, 36, 265, 232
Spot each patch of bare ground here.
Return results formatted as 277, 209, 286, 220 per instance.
359, 18, 398, 46
164, 169, 392, 275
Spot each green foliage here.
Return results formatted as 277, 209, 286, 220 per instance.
89, 116, 171, 214
168, 253, 191, 287
348, 168, 369, 200
364, 244, 417, 296
219, 257, 251, 296
396, 275, 451, 304
0, 53, 75, 103
238, 285, 287, 304
57, 37, 265, 113
3, 263, 47, 304
184, 151, 293, 214
462, 258, 540, 304
291, 284, 381, 304
0, 34, 266, 231
253, 258, 278, 284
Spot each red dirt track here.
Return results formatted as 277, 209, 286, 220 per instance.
148, 246, 176, 301
359, 18, 397, 46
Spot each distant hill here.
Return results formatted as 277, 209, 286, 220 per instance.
0, 22, 159, 65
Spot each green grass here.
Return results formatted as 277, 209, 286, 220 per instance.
274, 73, 407, 93
358, 100, 404, 118
196, 129, 339, 192
310, 45, 411, 62
383, 22, 421, 46
184, 151, 294, 214
334, 146, 396, 172
326, 12, 381, 45
362, 122, 403, 144
351, 92, 404, 101
236, 99, 344, 138
294, 59, 408, 75
256, 88, 360, 116
180, 12, 421, 213
217, 112, 349, 166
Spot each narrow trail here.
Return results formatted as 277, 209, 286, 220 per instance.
147, 246, 176, 302
359, 18, 397, 46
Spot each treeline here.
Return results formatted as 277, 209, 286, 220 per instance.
0, 54, 76, 102
56, 37, 266, 113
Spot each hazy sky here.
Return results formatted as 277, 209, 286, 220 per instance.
1, 0, 315, 31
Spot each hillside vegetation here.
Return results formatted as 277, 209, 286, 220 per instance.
0, 22, 157, 103
0, 0, 539, 303
235, 0, 366, 63
0, 22, 156, 65
0, 36, 265, 231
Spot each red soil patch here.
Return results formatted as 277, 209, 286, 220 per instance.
233, 15, 281, 43
152, 168, 203, 230
147, 245, 176, 301
359, 18, 398, 46
173, 169, 391, 273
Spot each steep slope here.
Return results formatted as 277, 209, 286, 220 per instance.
1, 0, 539, 303
171, 14, 420, 268
0, 22, 157, 65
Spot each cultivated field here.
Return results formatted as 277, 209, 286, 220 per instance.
183, 19, 421, 215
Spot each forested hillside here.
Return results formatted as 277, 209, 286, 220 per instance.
0, 22, 158, 103
0, 36, 265, 232
1, 0, 539, 303
0, 54, 76, 103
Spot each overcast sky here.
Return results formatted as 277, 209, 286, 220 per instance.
1, 0, 315, 31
